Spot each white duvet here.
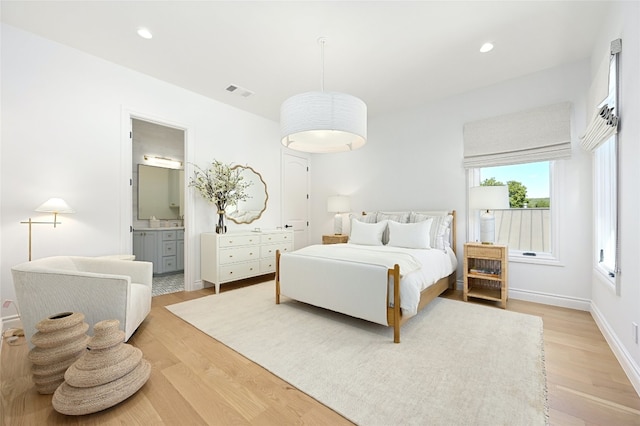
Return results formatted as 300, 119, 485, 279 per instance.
281, 243, 457, 319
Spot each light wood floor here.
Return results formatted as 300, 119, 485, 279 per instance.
2, 278, 640, 425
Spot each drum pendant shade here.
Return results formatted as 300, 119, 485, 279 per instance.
280, 91, 367, 153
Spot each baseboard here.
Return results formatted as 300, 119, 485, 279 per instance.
508, 288, 591, 311
591, 302, 640, 397
454, 279, 591, 311
1, 315, 21, 333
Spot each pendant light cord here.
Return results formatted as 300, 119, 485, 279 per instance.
319, 37, 326, 92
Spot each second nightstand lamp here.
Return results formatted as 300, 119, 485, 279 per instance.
327, 195, 350, 235
469, 185, 509, 244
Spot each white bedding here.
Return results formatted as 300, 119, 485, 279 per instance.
280, 243, 457, 320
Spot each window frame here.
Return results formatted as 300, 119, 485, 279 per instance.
467, 161, 562, 265
593, 52, 619, 291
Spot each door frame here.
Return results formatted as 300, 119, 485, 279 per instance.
121, 107, 196, 291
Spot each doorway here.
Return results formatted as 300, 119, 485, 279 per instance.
131, 118, 186, 295
282, 152, 310, 250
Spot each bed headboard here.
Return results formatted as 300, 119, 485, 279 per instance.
357, 210, 456, 254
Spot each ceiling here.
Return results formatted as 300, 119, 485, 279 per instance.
1, 1, 610, 122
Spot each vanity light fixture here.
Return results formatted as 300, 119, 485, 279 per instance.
21, 198, 75, 261
480, 42, 494, 53
143, 155, 183, 169
137, 27, 153, 39
280, 37, 367, 153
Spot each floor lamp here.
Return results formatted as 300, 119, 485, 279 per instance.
469, 186, 509, 244
20, 198, 75, 261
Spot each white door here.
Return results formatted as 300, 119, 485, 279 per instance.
282, 152, 309, 250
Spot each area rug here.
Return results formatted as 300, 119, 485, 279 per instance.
166, 282, 548, 425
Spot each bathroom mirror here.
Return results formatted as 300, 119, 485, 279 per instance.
137, 164, 184, 220
225, 165, 268, 224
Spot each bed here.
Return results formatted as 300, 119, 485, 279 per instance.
276, 210, 457, 343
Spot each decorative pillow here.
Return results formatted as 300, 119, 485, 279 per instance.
349, 212, 378, 224
349, 219, 388, 246
387, 219, 433, 249
409, 213, 453, 250
376, 212, 410, 244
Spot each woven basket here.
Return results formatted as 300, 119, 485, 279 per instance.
28, 312, 89, 394
51, 319, 151, 415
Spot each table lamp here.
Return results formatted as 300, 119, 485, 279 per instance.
469, 186, 509, 244
327, 195, 350, 235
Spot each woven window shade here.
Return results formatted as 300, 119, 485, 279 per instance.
463, 102, 572, 168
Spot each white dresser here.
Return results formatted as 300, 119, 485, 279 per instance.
201, 230, 294, 294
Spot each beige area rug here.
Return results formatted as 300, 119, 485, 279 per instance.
166, 282, 548, 425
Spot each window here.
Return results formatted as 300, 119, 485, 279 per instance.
594, 50, 618, 284
469, 161, 556, 260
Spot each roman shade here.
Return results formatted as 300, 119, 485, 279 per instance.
580, 39, 621, 152
463, 102, 572, 168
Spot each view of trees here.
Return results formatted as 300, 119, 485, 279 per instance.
480, 178, 550, 208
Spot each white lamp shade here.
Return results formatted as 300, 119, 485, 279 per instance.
281, 91, 367, 153
327, 195, 350, 213
469, 186, 510, 211
35, 198, 75, 214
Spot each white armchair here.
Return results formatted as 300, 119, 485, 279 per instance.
11, 256, 152, 347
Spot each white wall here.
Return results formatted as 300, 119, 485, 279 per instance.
588, 1, 640, 394
310, 60, 593, 309
0, 24, 282, 321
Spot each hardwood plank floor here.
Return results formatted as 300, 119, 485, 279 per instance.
2, 279, 639, 425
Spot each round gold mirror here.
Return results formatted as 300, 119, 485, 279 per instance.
225, 165, 268, 224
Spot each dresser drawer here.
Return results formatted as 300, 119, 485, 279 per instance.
260, 258, 277, 273
260, 232, 292, 244
162, 241, 177, 256
162, 230, 177, 241
218, 234, 260, 248
260, 242, 293, 259
219, 261, 260, 282
219, 246, 259, 264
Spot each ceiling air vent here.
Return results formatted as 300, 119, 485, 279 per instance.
225, 84, 254, 98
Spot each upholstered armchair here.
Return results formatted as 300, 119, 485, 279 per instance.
11, 256, 152, 347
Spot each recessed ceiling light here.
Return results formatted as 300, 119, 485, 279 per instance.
137, 28, 153, 39
480, 42, 494, 53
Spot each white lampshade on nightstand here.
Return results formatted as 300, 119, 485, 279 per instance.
469, 186, 509, 244
327, 195, 350, 235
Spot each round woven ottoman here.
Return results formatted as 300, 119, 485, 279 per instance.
52, 319, 151, 415
28, 312, 89, 394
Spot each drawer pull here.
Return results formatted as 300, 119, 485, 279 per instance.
229, 272, 233, 275
249, 268, 253, 271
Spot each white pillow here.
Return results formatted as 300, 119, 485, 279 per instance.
349, 219, 388, 246
387, 219, 433, 249
409, 213, 453, 250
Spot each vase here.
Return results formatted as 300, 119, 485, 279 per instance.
52, 319, 151, 416
28, 312, 90, 394
216, 210, 227, 234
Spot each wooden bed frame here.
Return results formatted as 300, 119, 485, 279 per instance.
276, 210, 457, 343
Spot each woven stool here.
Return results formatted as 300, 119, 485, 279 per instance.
51, 319, 151, 415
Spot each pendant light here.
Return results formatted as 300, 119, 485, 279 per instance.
280, 37, 367, 153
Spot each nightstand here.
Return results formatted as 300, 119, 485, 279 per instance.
463, 243, 508, 309
322, 234, 349, 244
